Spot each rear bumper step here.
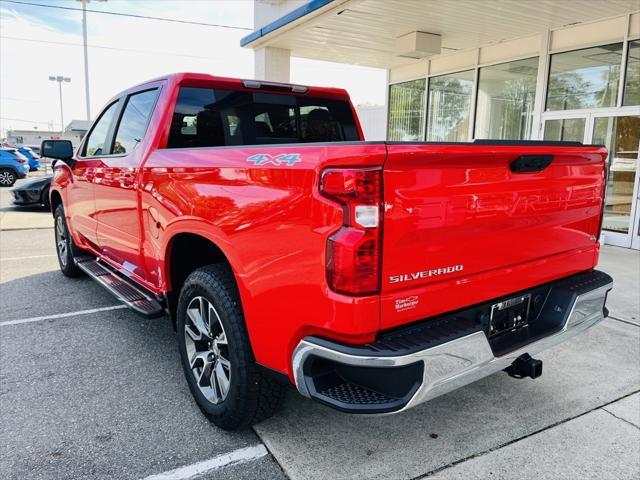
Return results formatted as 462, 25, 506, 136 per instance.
292, 270, 612, 414
75, 257, 164, 318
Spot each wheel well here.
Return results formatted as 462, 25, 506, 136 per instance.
166, 233, 231, 325
50, 190, 62, 216
0, 167, 18, 177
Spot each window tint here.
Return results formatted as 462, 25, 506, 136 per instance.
546, 43, 623, 111
83, 101, 118, 156
112, 89, 159, 155
166, 87, 358, 148
388, 79, 426, 141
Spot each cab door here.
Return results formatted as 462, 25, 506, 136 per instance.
67, 100, 120, 249
94, 88, 160, 282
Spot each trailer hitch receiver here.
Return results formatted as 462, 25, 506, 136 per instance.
504, 353, 543, 379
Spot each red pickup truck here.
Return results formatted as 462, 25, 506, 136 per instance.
43, 73, 612, 430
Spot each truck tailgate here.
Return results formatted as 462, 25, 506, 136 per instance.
381, 142, 607, 330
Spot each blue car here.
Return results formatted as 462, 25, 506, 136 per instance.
0, 148, 30, 187
18, 146, 41, 171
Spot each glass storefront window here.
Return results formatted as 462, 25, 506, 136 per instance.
543, 118, 585, 142
623, 40, 640, 106
426, 70, 474, 142
474, 57, 538, 140
593, 115, 640, 234
387, 79, 426, 141
547, 43, 623, 111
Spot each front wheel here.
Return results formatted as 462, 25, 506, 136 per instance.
41, 186, 51, 211
177, 265, 286, 430
0, 169, 17, 187
54, 205, 83, 277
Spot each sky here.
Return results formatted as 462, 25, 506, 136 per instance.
0, 0, 386, 137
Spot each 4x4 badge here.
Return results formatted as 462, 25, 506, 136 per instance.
246, 153, 301, 166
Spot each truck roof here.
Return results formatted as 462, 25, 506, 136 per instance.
114, 72, 351, 102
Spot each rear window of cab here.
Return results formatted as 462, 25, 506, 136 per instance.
166, 87, 359, 148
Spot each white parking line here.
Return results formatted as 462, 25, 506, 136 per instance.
141, 444, 268, 480
0, 254, 57, 261
0, 305, 128, 327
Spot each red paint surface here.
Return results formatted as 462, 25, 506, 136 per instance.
51, 73, 607, 380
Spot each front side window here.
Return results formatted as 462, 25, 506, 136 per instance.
546, 43, 623, 111
426, 70, 474, 142
475, 57, 538, 140
83, 101, 118, 157
623, 40, 640, 106
112, 89, 159, 155
387, 79, 426, 141
166, 87, 358, 148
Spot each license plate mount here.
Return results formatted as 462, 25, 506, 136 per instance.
489, 294, 531, 338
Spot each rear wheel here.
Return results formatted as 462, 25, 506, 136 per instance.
54, 205, 83, 277
177, 264, 286, 430
0, 169, 16, 187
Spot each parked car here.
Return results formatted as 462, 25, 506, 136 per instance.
18, 146, 41, 171
43, 73, 613, 431
11, 175, 52, 209
0, 148, 30, 186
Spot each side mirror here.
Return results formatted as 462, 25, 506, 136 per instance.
41, 140, 74, 165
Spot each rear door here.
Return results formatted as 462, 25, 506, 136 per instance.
380, 142, 607, 330
94, 87, 160, 282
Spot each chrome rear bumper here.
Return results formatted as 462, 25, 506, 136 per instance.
292, 271, 612, 414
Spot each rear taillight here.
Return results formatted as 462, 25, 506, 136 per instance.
320, 168, 382, 295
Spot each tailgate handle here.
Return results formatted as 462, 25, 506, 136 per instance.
510, 155, 553, 173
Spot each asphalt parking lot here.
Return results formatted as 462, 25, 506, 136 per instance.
1, 177, 639, 480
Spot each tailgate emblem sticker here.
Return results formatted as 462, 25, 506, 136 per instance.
395, 295, 419, 312
246, 153, 301, 166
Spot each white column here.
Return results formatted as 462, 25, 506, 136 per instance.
383, 68, 390, 140
531, 30, 551, 140
254, 47, 291, 82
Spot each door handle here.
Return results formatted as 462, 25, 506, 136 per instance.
510, 155, 554, 173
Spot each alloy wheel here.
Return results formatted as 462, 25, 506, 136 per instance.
184, 296, 231, 404
0, 171, 15, 186
55, 215, 68, 267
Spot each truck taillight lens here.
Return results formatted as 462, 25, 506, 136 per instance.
321, 168, 382, 295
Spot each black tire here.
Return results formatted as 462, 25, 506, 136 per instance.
54, 204, 83, 277
0, 168, 17, 187
177, 264, 286, 430
41, 186, 51, 211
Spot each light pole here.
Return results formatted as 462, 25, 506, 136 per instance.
78, 0, 107, 122
49, 76, 71, 132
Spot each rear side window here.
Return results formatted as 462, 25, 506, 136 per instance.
112, 89, 159, 155
83, 101, 118, 157
166, 87, 359, 148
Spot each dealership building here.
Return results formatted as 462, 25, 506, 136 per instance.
243, 0, 640, 249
